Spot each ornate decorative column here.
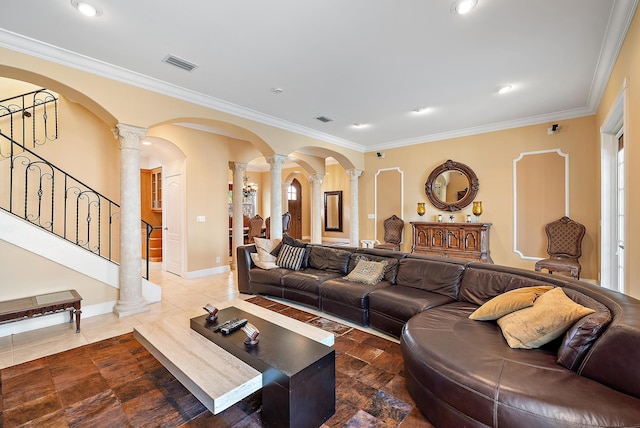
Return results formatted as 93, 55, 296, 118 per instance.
347, 169, 362, 247
266, 154, 287, 239
229, 162, 247, 269
309, 173, 325, 244
113, 123, 149, 317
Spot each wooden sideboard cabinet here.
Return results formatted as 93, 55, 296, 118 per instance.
410, 222, 493, 263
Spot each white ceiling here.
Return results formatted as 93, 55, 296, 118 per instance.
0, 0, 636, 152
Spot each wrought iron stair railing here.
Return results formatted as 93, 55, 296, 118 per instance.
0, 89, 153, 279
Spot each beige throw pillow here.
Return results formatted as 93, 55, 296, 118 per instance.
469, 285, 553, 320
497, 287, 595, 349
253, 237, 281, 263
250, 253, 278, 270
251, 237, 281, 269
344, 260, 386, 284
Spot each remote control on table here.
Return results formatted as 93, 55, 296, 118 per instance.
213, 318, 239, 333
218, 318, 248, 335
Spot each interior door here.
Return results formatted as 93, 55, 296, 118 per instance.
287, 178, 302, 239
164, 173, 183, 275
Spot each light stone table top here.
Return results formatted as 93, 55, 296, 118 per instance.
134, 316, 261, 415
133, 298, 334, 415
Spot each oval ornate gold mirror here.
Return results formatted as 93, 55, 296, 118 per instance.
425, 159, 479, 211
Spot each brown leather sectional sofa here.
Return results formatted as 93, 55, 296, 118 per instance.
236, 243, 640, 427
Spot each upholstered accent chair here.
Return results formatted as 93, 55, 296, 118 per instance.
282, 212, 292, 235
374, 215, 405, 251
247, 214, 264, 243
264, 212, 292, 239
535, 216, 586, 280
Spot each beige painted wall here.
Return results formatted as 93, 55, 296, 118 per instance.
147, 124, 230, 273
361, 115, 599, 280
0, 240, 118, 305
596, 7, 640, 298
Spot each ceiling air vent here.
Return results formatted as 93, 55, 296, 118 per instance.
315, 116, 333, 123
162, 54, 199, 72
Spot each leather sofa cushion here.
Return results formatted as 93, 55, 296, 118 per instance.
459, 267, 555, 305
281, 269, 343, 294
402, 302, 640, 427
395, 258, 464, 299
369, 285, 454, 322
308, 246, 352, 273
557, 288, 612, 371
249, 266, 289, 285
320, 278, 391, 309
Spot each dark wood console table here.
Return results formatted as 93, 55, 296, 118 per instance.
411, 222, 493, 263
0, 289, 82, 333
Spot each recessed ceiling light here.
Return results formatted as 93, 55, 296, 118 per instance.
352, 123, 368, 129
451, 0, 478, 15
271, 87, 284, 94
497, 85, 513, 94
71, 1, 102, 17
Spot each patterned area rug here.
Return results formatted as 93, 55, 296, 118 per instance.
0, 296, 433, 427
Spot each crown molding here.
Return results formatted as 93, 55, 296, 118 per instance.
0, 29, 365, 153
586, 0, 639, 112
368, 106, 593, 152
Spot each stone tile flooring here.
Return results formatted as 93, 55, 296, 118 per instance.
0, 264, 434, 427
0, 294, 433, 427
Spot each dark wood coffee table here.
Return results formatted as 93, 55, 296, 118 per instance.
191, 306, 335, 428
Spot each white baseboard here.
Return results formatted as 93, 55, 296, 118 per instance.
184, 265, 231, 279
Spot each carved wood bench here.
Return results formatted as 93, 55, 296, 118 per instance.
0, 290, 82, 333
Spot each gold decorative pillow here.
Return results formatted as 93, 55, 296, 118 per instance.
497, 287, 595, 349
344, 260, 387, 284
469, 286, 553, 320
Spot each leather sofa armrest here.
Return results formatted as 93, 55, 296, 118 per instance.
236, 244, 256, 293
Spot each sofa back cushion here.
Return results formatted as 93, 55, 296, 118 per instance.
349, 254, 400, 284
395, 258, 464, 299
459, 268, 554, 305
556, 288, 612, 371
308, 246, 352, 274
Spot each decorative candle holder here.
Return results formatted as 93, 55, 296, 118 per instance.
472, 201, 483, 223
417, 202, 426, 216
203, 303, 218, 323
437, 214, 443, 223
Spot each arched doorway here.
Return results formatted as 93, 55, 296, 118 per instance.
287, 178, 302, 239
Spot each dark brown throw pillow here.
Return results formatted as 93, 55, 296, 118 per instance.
308, 246, 352, 274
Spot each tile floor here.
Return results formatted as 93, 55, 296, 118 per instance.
0, 263, 398, 370
0, 263, 434, 427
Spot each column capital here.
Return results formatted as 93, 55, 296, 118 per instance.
346, 169, 363, 179
113, 123, 147, 150
229, 162, 248, 172
308, 173, 325, 185
266, 154, 287, 169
